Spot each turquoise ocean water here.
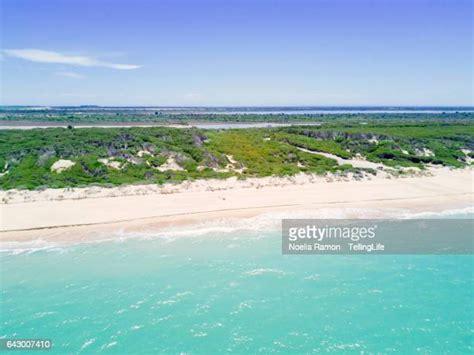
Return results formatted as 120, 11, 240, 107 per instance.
1, 211, 473, 353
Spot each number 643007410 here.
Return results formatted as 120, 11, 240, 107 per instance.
3, 339, 52, 351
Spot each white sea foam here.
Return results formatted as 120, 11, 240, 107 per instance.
101, 341, 117, 350
109, 205, 460, 242
0, 239, 64, 255
399, 206, 474, 219
243, 268, 288, 276
80, 338, 96, 351
110, 207, 405, 242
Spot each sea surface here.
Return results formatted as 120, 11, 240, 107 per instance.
1, 211, 473, 353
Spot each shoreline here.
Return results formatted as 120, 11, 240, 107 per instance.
1, 168, 472, 244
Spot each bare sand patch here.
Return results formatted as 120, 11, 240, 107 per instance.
98, 158, 123, 170
50, 159, 75, 173
156, 156, 184, 172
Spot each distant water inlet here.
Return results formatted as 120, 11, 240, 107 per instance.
1, 212, 473, 353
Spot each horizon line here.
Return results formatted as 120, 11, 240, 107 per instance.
1, 105, 474, 109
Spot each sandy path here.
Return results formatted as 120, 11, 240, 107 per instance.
296, 147, 385, 169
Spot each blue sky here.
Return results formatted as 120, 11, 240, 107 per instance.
1, 0, 472, 106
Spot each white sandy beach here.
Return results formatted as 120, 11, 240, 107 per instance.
0, 167, 472, 244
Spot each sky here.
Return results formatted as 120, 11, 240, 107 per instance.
1, 0, 472, 106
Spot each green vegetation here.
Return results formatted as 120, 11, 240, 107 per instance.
0, 120, 472, 190
272, 131, 353, 158
1, 108, 473, 124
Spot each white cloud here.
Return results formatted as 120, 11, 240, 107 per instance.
55, 71, 85, 79
3, 49, 141, 70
